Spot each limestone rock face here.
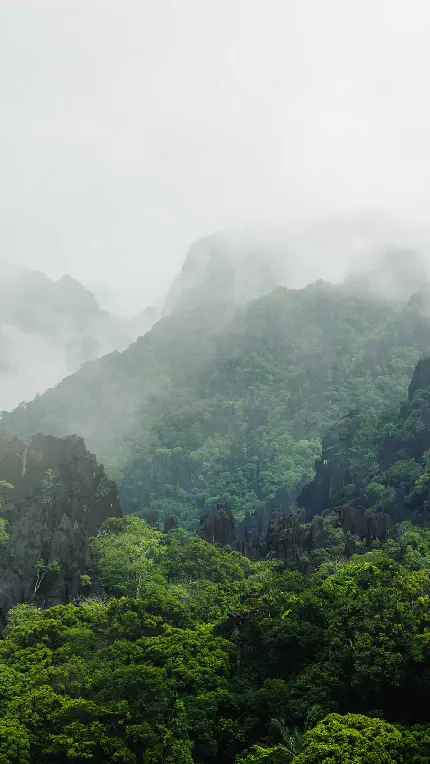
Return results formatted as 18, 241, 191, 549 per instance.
197, 504, 236, 548
0, 432, 121, 624
163, 516, 178, 533
408, 357, 430, 401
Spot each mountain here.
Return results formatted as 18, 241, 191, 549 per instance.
163, 218, 430, 315
0, 269, 159, 410
4, 275, 430, 530
0, 431, 120, 624
0, 300, 233, 473
163, 231, 281, 315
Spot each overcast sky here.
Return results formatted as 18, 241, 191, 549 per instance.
2, 0, 430, 314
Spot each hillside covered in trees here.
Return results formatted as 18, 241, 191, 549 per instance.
4, 277, 430, 530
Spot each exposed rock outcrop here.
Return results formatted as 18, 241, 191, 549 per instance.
197, 503, 236, 548
163, 516, 178, 533
299, 415, 357, 519
408, 356, 430, 401
0, 432, 121, 624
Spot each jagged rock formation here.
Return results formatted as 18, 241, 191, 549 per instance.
408, 356, 430, 401
298, 354, 430, 531
330, 504, 392, 541
163, 516, 178, 533
299, 419, 356, 518
163, 232, 281, 316
196, 500, 388, 568
197, 504, 236, 548
144, 510, 160, 529
297, 419, 396, 541
0, 432, 121, 624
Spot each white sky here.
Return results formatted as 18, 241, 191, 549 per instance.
2, 0, 430, 314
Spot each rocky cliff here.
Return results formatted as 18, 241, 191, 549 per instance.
408, 356, 430, 401
0, 432, 121, 624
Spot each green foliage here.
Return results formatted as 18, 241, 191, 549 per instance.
39, 470, 55, 512
0, 480, 13, 508
236, 746, 291, 763
5, 282, 430, 528
3, 521, 430, 762
0, 595, 232, 763
271, 555, 430, 718
304, 367, 430, 528
293, 714, 405, 763
162, 533, 254, 583
0, 719, 30, 764
293, 714, 430, 763
92, 516, 164, 596
0, 480, 13, 546
0, 517, 8, 546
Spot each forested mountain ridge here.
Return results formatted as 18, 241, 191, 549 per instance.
195, 355, 430, 573
0, 301, 235, 472
4, 279, 430, 530
127, 281, 430, 527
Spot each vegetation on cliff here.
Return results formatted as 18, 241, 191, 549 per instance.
4, 281, 430, 530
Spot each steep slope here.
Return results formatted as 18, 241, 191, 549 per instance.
300, 354, 430, 526
3, 280, 430, 530
0, 302, 233, 473
0, 431, 121, 623
163, 230, 281, 315
120, 282, 430, 526
195, 355, 430, 571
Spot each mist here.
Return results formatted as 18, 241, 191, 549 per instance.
0, 325, 69, 411
2, 0, 430, 316
0, 269, 159, 411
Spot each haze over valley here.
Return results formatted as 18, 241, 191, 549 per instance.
0, 268, 159, 410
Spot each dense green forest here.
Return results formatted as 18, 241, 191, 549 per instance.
4, 280, 430, 529
4, 515, 430, 763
